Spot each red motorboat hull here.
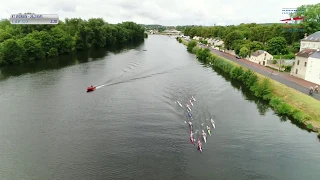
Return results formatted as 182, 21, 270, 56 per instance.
87, 87, 96, 92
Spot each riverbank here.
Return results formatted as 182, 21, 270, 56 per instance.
178, 38, 320, 135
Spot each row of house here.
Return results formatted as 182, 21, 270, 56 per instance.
243, 31, 320, 85
182, 32, 320, 85
184, 35, 274, 66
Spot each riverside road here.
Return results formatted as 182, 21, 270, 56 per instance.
197, 44, 320, 100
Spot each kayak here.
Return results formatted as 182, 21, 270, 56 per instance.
192, 96, 196, 101
186, 106, 191, 112
87, 86, 96, 92
202, 130, 207, 143
197, 139, 203, 153
189, 100, 194, 106
211, 119, 216, 129
190, 131, 195, 144
188, 121, 193, 130
177, 101, 182, 107
188, 112, 192, 118
207, 126, 211, 136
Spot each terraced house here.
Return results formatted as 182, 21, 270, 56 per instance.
292, 32, 320, 85
300, 31, 320, 51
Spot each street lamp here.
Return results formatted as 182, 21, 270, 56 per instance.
278, 53, 282, 72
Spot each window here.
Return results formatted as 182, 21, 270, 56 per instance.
305, 62, 307, 67
296, 69, 298, 74
297, 60, 300, 65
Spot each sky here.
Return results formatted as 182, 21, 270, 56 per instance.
0, 0, 318, 26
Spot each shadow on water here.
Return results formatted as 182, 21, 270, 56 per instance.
205, 64, 314, 133
0, 41, 144, 81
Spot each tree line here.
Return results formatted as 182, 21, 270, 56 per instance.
0, 18, 147, 66
182, 3, 320, 59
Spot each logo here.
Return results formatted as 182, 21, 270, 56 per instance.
281, 8, 303, 14
280, 7, 305, 32
280, 16, 305, 24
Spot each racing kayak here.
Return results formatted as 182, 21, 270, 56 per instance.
190, 131, 195, 144
189, 100, 194, 106
202, 130, 207, 143
177, 101, 182, 107
206, 126, 211, 136
211, 118, 216, 129
186, 104, 191, 111
188, 121, 193, 130
197, 138, 203, 153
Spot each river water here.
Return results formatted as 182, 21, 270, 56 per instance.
0, 35, 319, 180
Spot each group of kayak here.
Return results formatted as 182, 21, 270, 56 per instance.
176, 96, 216, 153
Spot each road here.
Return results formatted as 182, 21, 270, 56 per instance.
197, 44, 320, 100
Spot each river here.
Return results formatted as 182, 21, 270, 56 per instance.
0, 35, 319, 180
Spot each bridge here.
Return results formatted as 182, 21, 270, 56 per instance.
161, 29, 181, 36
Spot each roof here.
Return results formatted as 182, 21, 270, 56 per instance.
251, 50, 269, 57
301, 31, 320, 42
296, 49, 317, 58
309, 50, 320, 59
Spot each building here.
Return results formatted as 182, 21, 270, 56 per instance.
162, 29, 181, 35
248, 50, 273, 66
300, 31, 320, 51
292, 49, 317, 79
300, 50, 320, 84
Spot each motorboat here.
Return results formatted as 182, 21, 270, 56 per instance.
87, 86, 96, 92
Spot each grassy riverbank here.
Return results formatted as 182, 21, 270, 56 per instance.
178, 38, 320, 134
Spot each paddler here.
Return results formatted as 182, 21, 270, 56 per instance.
207, 126, 211, 136
188, 121, 193, 129
197, 139, 203, 152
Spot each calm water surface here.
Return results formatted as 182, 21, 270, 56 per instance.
0, 35, 319, 180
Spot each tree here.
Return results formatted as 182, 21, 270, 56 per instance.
0, 18, 145, 66
187, 40, 197, 52
0, 31, 12, 43
267, 36, 288, 55
18, 36, 45, 61
224, 31, 244, 50
0, 39, 25, 64
239, 47, 250, 58
248, 41, 265, 52
294, 3, 320, 34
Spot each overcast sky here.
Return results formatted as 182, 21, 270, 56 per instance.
1, 0, 318, 26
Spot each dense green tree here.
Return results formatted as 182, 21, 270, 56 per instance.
0, 39, 25, 65
18, 36, 45, 61
0, 18, 145, 66
187, 40, 197, 52
239, 47, 250, 58
224, 31, 244, 50
294, 3, 320, 34
267, 37, 288, 55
